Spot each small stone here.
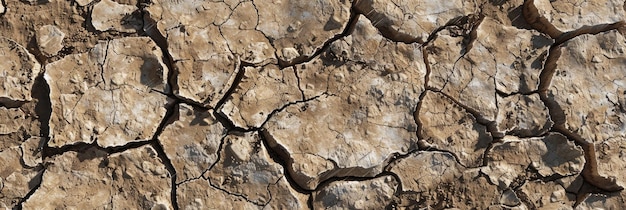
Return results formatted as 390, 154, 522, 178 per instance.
36, 25, 65, 57
281, 47, 300, 61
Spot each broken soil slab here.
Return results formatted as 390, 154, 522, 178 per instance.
21, 145, 172, 209
311, 175, 398, 209
91, 0, 141, 33
204, 132, 288, 205
426, 17, 553, 122
255, 0, 352, 63
0, 37, 41, 106
354, 0, 476, 43
45, 37, 169, 147
0, 142, 43, 208
526, 0, 626, 35
36, 25, 65, 57
481, 134, 585, 189
388, 151, 501, 209
417, 91, 492, 168
179, 136, 309, 210
548, 30, 626, 145
261, 17, 426, 190
158, 103, 226, 183
219, 65, 302, 129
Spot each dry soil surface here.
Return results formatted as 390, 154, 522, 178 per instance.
2, 0, 626, 209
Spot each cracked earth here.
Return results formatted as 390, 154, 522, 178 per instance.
2, 0, 626, 209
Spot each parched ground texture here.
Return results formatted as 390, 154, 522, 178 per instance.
2, 0, 626, 209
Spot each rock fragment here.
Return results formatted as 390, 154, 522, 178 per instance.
91, 0, 141, 33
21, 145, 172, 209
36, 25, 65, 57
0, 1, 5, 15
158, 103, 226, 183
45, 37, 169, 147
263, 17, 426, 190
311, 176, 398, 209
0, 37, 41, 105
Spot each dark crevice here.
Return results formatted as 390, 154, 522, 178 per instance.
13, 168, 44, 210
259, 129, 313, 194
537, 38, 624, 193
214, 63, 248, 111
353, 0, 419, 44
522, 0, 563, 38
148, 140, 179, 210
257, 93, 327, 129
277, 7, 360, 68
139, 0, 177, 95
554, 21, 626, 45
150, 98, 180, 140
42, 139, 153, 159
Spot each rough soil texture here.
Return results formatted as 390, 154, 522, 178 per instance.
1, 0, 626, 209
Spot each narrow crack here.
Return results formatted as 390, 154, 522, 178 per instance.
426, 87, 503, 139
148, 140, 179, 210
277, 7, 360, 68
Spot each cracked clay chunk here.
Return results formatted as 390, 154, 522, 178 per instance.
21, 145, 172, 209
481, 134, 585, 188
548, 30, 626, 144
36, 25, 65, 57
178, 177, 308, 209
517, 179, 578, 209
45, 37, 169, 147
576, 137, 626, 207
0, 137, 43, 208
526, 0, 626, 35
0, 37, 41, 105
91, 0, 141, 33
311, 176, 398, 209
255, 0, 352, 63
388, 151, 500, 209
204, 132, 293, 206
143, 0, 235, 108
354, 0, 476, 43
427, 17, 553, 123
263, 17, 426, 190
178, 132, 308, 209
418, 91, 491, 167
158, 103, 226, 183
219, 65, 302, 129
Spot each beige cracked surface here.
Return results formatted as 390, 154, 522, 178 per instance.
1, 0, 626, 209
